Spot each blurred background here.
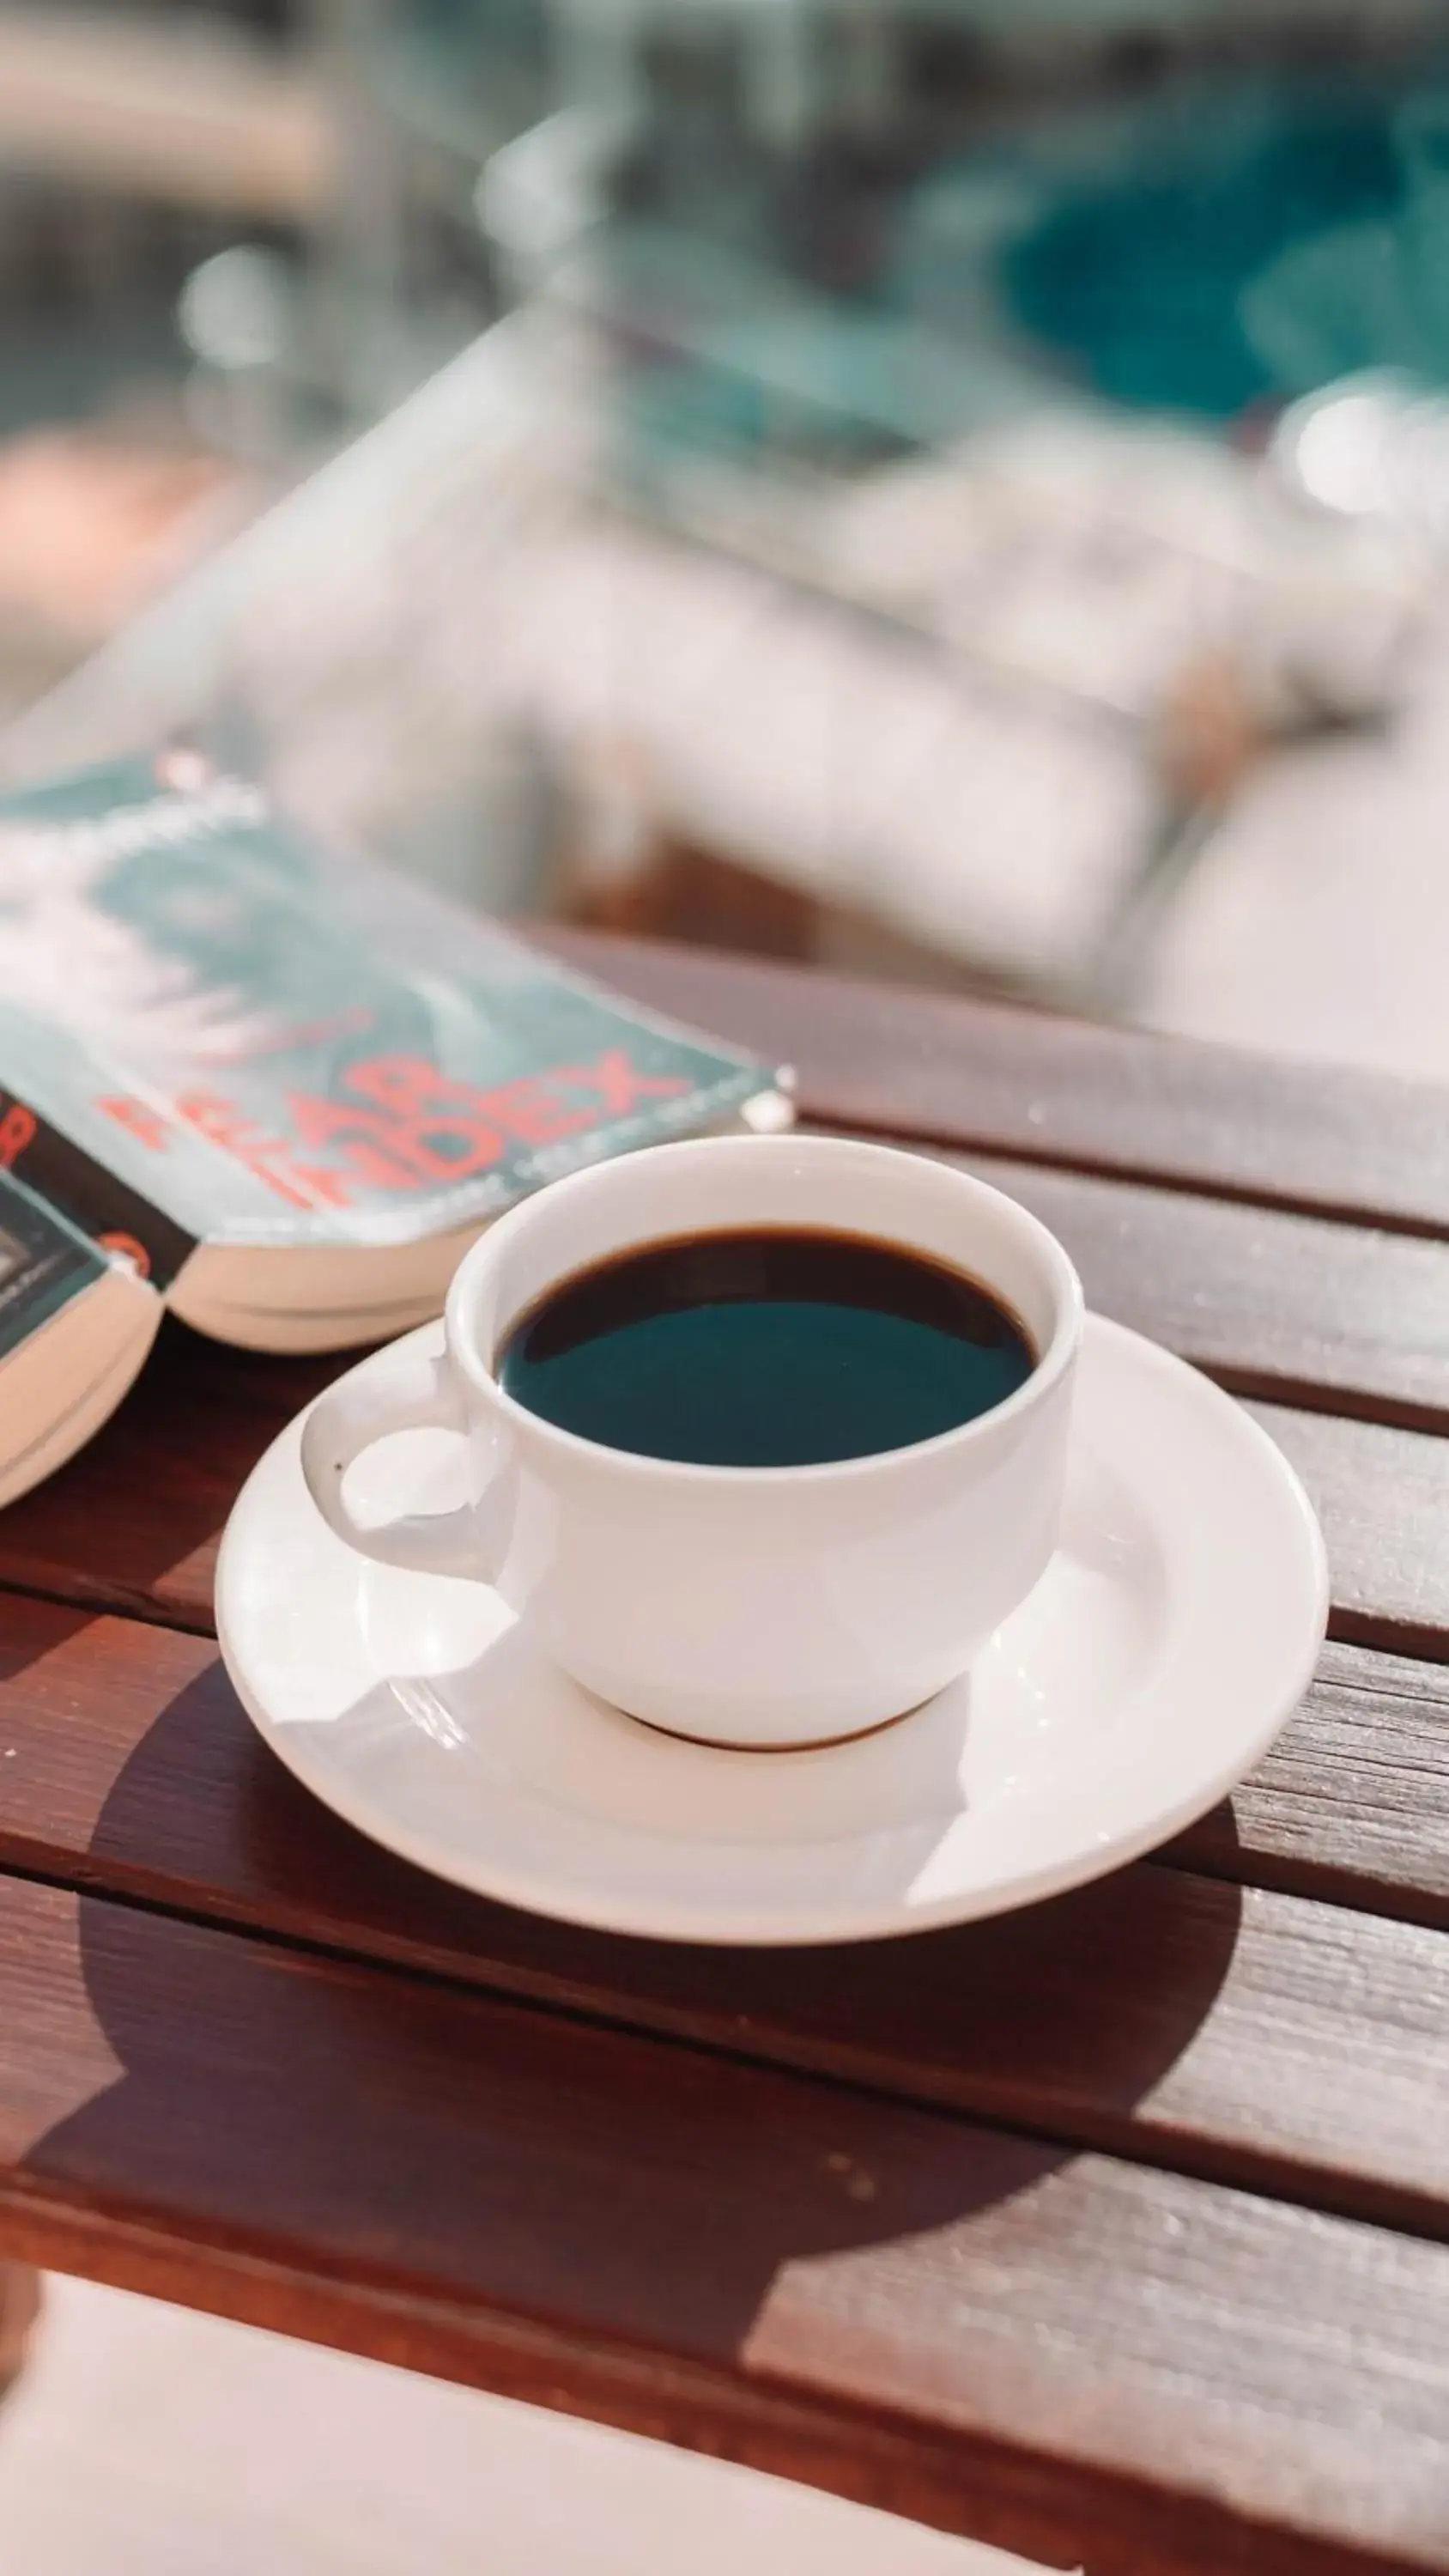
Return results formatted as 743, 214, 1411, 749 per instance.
3, 2, 1449, 1072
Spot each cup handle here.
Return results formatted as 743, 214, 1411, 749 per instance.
300, 1343, 489, 1581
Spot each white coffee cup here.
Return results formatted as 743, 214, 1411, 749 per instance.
300, 1135, 1083, 1749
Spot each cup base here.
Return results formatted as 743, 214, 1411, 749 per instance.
609, 1693, 937, 1756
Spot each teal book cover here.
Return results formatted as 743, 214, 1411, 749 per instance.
0, 750, 780, 1279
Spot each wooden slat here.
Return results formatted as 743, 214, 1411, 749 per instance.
543, 928, 1449, 1238
3, 1868, 1449, 2576
0, 1324, 331, 1633
6, 1183, 1449, 1643
958, 1150, 1449, 1435
1169, 1642, 1449, 1923
3, 1593, 1440, 1940
1249, 1404, 1449, 1664
0, 1376, 1445, 1666
3, 1601, 1449, 2237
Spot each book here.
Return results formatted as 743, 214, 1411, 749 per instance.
0, 748, 789, 1503
0, 1163, 160, 1509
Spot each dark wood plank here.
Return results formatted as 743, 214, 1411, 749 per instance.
543, 927, 1449, 1237
3, 1868, 1449, 2576
5, 1601, 1449, 2239
4, 1589, 1440, 1940
6, 1216, 1449, 1644
1170, 1640, 1449, 1925
0, 1321, 332, 1633
1248, 1403, 1449, 1664
958, 1150, 1449, 1435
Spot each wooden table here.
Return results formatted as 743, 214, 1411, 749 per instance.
3, 932, 1449, 2576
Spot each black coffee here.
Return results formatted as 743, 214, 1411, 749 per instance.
498, 1228, 1035, 1468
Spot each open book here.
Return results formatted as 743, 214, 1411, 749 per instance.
0, 750, 788, 1505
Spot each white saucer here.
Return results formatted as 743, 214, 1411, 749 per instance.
216, 1315, 1328, 1947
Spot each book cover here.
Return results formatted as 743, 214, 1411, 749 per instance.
0, 750, 781, 1280
0, 1165, 107, 1362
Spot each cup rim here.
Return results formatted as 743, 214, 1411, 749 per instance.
444, 1133, 1084, 1486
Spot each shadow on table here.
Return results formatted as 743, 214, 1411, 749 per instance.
65, 1641, 1251, 2163
35, 1651, 1244, 2257
11, 1657, 1247, 2572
